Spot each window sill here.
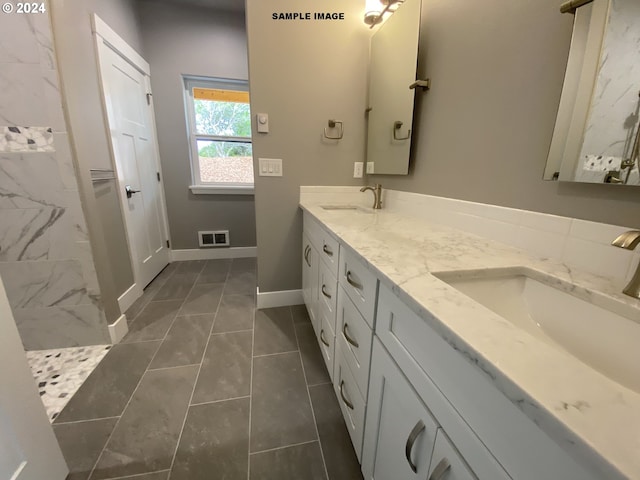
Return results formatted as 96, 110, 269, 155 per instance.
189, 185, 255, 195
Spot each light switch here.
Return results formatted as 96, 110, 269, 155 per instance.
256, 113, 269, 133
366, 162, 375, 174
258, 158, 283, 177
353, 162, 363, 178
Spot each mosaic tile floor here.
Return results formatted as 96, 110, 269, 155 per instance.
25, 345, 112, 422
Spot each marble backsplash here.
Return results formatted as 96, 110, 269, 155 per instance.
0, 4, 110, 350
300, 186, 640, 289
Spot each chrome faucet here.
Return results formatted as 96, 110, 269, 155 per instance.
360, 184, 383, 209
611, 230, 640, 299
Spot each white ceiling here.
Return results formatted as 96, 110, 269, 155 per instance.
151, 0, 245, 13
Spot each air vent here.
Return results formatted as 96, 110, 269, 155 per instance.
198, 230, 230, 248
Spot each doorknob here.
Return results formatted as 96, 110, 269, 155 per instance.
125, 185, 140, 199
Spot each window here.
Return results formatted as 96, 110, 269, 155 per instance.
184, 77, 253, 194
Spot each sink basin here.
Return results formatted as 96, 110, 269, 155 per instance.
434, 270, 640, 393
320, 204, 373, 213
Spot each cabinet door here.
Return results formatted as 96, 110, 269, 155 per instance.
362, 339, 439, 480
428, 430, 477, 480
302, 233, 319, 334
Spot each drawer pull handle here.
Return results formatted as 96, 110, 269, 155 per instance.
304, 245, 311, 267
320, 329, 330, 347
346, 270, 363, 290
428, 458, 451, 480
323, 244, 334, 256
343, 323, 359, 348
339, 380, 354, 410
405, 420, 426, 474
321, 284, 332, 299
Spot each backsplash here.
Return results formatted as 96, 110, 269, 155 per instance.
300, 186, 640, 288
0, 6, 110, 349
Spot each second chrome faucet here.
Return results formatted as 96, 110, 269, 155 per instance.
360, 184, 383, 209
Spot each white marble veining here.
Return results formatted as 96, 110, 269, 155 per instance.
300, 186, 640, 479
0, 9, 110, 350
577, 0, 640, 186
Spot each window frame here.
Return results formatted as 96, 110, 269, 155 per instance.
183, 76, 254, 195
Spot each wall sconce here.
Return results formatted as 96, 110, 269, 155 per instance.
364, 0, 403, 27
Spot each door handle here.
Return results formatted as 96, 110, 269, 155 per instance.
321, 284, 332, 299
125, 185, 140, 199
428, 458, 451, 480
339, 380, 354, 410
346, 270, 363, 290
405, 420, 426, 474
342, 323, 359, 348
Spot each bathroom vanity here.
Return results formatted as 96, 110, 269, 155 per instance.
300, 187, 640, 480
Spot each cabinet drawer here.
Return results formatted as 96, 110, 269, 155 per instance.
318, 260, 338, 326
334, 343, 367, 461
338, 247, 378, 327
336, 286, 373, 399
362, 339, 439, 480
318, 307, 335, 382
429, 430, 477, 480
304, 212, 340, 275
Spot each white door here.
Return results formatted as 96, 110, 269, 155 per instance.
94, 19, 170, 289
0, 278, 68, 480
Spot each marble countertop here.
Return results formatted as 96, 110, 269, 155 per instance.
299, 201, 640, 480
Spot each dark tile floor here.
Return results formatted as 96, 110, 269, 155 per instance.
52, 259, 363, 480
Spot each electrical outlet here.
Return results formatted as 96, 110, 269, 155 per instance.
353, 162, 363, 178
366, 162, 375, 174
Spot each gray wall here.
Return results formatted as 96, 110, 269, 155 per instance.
246, 0, 370, 293
51, 0, 139, 318
0, 5, 110, 349
136, 1, 256, 250
376, 0, 640, 228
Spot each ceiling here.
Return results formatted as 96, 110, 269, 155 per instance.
151, 0, 245, 13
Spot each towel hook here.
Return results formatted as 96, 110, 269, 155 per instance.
324, 119, 344, 140
393, 121, 411, 140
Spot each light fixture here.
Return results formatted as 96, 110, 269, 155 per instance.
363, 0, 403, 28
364, 0, 383, 26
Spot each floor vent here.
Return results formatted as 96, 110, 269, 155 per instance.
198, 230, 230, 247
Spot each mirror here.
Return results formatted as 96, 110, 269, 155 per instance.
545, 0, 640, 186
365, 0, 421, 175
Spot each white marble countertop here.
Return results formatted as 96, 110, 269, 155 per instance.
300, 200, 640, 480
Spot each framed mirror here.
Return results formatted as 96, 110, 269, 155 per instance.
366, 0, 421, 175
545, 0, 640, 186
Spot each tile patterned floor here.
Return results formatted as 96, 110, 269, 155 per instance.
26, 345, 112, 422
52, 259, 363, 480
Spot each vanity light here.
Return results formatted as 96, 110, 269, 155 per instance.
364, 0, 403, 27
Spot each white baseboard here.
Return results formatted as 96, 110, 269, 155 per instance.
170, 246, 257, 262
108, 314, 128, 344
256, 288, 304, 309
117, 283, 142, 314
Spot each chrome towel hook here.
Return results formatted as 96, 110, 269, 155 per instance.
324, 119, 344, 140
393, 121, 411, 140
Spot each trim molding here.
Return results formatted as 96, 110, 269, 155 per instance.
256, 288, 304, 309
170, 247, 257, 262
92, 14, 150, 75
117, 283, 142, 314
108, 314, 129, 344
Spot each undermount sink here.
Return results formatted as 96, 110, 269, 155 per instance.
320, 204, 373, 213
433, 269, 640, 394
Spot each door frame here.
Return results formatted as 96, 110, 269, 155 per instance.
91, 14, 171, 308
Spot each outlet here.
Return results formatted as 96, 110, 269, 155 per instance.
366, 162, 375, 174
353, 162, 363, 178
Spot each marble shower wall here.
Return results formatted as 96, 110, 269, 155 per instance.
0, 4, 111, 349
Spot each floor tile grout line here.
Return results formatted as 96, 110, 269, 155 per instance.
87, 261, 195, 480
100, 469, 170, 480
252, 349, 300, 358
249, 439, 320, 456
247, 300, 256, 480
292, 307, 330, 480
86, 339, 164, 480
147, 363, 201, 372
129, 263, 178, 321
210, 328, 254, 336
52, 415, 120, 426
166, 263, 227, 477
190, 395, 251, 407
